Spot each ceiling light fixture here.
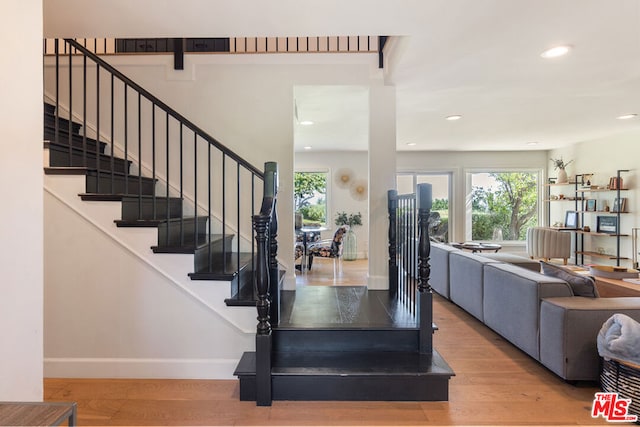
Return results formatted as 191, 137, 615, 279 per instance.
300, 120, 314, 126
303, 146, 312, 150
406, 142, 417, 146
617, 114, 638, 120
526, 141, 539, 146
540, 45, 571, 59
446, 115, 462, 121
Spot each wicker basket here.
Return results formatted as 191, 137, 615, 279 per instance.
601, 358, 640, 423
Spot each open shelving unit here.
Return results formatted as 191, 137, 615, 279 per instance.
545, 169, 630, 266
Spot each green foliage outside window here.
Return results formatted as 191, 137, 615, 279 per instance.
294, 172, 327, 225
471, 172, 538, 241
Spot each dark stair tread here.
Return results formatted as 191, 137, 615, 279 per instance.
81, 194, 181, 202
44, 167, 156, 181
224, 282, 258, 306
115, 216, 207, 228
45, 141, 132, 171
188, 252, 254, 280
44, 113, 82, 134
225, 270, 285, 307
151, 234, 231, 253
45, 140, 129, 161
234, 350, 454, 377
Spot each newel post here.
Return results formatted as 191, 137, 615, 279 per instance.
264, 162, 280, 326
416, 183, 433, 355
388, 190, 398, 297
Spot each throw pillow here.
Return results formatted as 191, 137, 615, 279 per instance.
540, 261, 599, 298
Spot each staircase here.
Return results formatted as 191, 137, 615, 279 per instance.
44, 101, 259, 305
44, 38, 453, 404
234, 287, 454, 402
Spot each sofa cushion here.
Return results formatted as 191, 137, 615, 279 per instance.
540, 297, 640, 381
540, 261, 599, 298
482, 253, 541, 272
483, 263, 573, 359
449, 251, 500, 322
429, 242, 460, 299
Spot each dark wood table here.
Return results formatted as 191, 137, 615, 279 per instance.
0, 402, 76, 426
451, 242, 502, 253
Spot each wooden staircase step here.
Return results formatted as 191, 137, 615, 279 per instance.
151, 233, 230, 254
45, 141, 131, 173
120, 196, 183, 221
44, 128, 107, 153
234, 350, 454, 401
224, 269, 285, 307
44, 111, 82, 134
273, 327, 420, 353
188, 252, 253, 281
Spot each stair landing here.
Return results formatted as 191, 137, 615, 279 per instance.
235, 286, 454, 402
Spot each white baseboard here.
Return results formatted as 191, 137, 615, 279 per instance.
44, 357, 240, 379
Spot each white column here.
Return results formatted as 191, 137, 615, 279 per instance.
0, 0, 44, 400
367, 85, 396, 290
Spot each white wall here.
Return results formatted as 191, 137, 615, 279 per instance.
44, 174, 256, 378
550, 130, 640, 266
0, 0, 43, 400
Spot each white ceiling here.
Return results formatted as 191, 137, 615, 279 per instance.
45, 0, 640, 153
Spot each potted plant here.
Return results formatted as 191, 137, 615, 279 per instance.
335, 211, 362, 261
551, 157, 573, 184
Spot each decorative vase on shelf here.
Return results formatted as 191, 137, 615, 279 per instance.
557, 168, 568, 184
342, 229, 357, 261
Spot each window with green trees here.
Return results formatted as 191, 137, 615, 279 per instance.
470, 172, 539, 241
294, 171, 327, 226
397, 173, 450, 243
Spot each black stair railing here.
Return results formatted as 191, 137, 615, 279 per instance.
252, 161, 278, 407
44, 38, 264, 277
388, 183, 433, 355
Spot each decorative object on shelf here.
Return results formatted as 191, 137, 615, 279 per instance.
582, 173, 594, 186
349, 179, 368, 201
609, 176, 624, 190
334, 168, 354, 189
583, 226, 591, 232
612, 197, 627, 213
551, 157, 573, 184
564, 210, 578, 229
586, 199, 597, 212
597, 216, 618, 234
335, 211, 362, 261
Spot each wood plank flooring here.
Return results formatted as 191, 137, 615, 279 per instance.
295, 258, 368, 286
44, 282, 609, 425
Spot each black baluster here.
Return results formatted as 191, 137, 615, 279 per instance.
417, 183, 433, 355
388, 190, 398, 297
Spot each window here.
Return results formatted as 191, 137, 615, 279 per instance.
397, 173, 451, 243
468, 171, 539, 241
294, 171, 328, 226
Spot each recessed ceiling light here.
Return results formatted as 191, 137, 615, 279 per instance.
406, 142, 417, 146
617, 114, 637, 120
300, 120, 314, 126
526, 141, 539, 146
540, 45, 571, 59
303, 146, 312, 150
446, 115, 462, 121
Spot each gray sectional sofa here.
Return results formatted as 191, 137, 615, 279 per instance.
430, 242, 640, 381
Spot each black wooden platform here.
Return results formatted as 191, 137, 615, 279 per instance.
234, 286, 454, 402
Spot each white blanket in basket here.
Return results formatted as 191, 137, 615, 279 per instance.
598, 313, 640, 366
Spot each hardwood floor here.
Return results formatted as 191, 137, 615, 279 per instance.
44, 284, 608, 425
295, 258, 368, 286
